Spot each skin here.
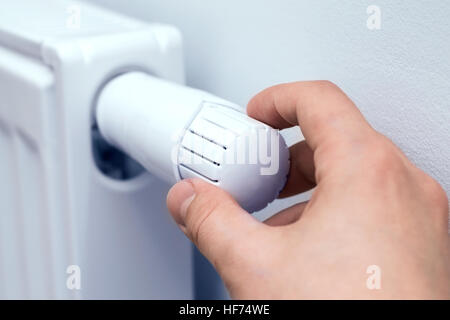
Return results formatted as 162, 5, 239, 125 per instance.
166, 81, 450, 299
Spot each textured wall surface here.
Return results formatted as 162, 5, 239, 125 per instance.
85, 0, 450, 297
86, 0, 450, 205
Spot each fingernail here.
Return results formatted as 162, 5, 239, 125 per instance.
179, 194, 195, 224
168, 180, 196, 226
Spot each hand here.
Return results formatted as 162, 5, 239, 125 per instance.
166, 81, 450, 299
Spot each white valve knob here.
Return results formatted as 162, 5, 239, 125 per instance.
96, 72, 289, 212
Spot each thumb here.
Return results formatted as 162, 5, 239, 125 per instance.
166, 178, 263, 268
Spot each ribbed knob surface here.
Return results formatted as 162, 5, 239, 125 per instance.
178, 102, 289, 212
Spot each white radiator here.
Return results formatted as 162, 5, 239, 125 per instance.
0, 0, 193, 299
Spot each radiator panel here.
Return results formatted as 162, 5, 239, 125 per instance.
0, 122, 27, 299
0, 0, 193, 299
0, 46, 61, 299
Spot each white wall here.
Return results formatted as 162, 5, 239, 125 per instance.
85, 0, 450, 297
87, 0, 450, 203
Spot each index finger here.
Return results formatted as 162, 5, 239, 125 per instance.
247, 80, 374, 153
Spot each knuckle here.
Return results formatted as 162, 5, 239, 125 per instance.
415, 173, 449, 227
307, 80, 340, 99
435, 185, 449, 212
351, 135, 408, 188
421, 175, 449, 213
311, 80, 344, 98
364, 135, 403, 173
314, 80, 339, 90
362, 136, 449, 222
292, 80, 342, 102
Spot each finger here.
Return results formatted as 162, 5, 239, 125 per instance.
279, 140, 316, 198
264, 201, 308, 226
247, 81, 375, 175
167, 178, 264, 268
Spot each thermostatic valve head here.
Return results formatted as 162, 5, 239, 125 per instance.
96, 72, 289, 212
178, 102, 289, 212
